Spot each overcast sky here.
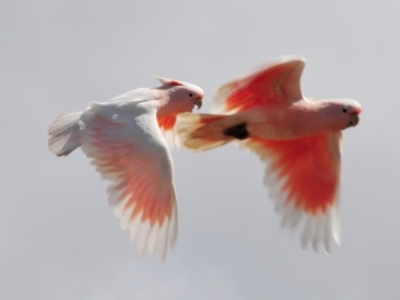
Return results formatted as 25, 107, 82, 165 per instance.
1, 1, 400, 299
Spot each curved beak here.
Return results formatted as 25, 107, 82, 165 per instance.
349, 113, 359, 127
194, 98, 203, 110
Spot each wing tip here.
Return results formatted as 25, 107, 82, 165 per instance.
211, 55, 307, 114
280, 203, 340, 254
112, 199, 178, 260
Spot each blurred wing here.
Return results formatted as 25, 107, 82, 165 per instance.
241, 131, 342, 253
79, 109, 177, 260
212, 56, 305, 114
157, 114, 180, 148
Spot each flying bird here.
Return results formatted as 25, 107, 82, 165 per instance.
176, 56, 362, 253
48, 77, 204, 260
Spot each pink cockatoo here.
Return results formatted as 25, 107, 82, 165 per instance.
48, 77, 204, 260
176, 56, 362, 253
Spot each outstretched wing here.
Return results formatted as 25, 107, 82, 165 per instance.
240, 131, 342, 253
212, 56, 305, 114
79, 106, 177, 260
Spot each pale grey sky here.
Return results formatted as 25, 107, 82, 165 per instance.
1, 1, 400, 299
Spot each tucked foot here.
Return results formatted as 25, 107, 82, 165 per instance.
223, 123, 249, 140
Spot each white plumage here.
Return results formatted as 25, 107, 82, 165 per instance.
48, 78, 203, 259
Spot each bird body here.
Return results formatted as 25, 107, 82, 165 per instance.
184, 97, 360, 143
177, 56, 362, 252
48, 78, 203, 259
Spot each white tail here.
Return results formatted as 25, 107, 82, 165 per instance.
48, 111, 82, 156
176, 113, 232, 152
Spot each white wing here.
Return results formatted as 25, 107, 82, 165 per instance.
79, 100, 178, 260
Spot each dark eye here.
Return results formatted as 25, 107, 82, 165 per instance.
189, 93, 194, 97
342, 108, 347, 113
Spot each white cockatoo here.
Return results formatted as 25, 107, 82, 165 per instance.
48, 77, 203, 260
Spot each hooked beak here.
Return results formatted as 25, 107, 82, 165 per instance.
349, 113, 359, 127
194, 98, 202, 110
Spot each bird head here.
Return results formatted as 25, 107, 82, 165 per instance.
321, 98, 362, 131
155, 77, 204, 112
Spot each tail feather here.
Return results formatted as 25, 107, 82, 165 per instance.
176, 113, 232, 152
48, 111, 82, 156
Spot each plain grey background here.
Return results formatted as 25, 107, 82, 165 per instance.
1, 1, 399, 299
